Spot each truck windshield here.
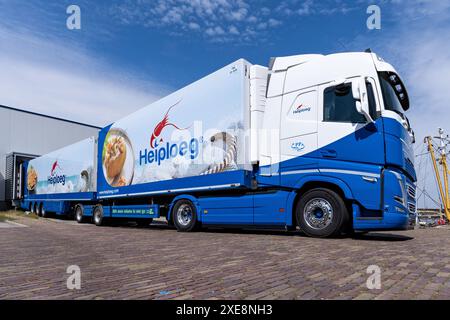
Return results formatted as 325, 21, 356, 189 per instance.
379, 72, 410, 114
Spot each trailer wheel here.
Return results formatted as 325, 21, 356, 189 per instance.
172, 199, 198, 232
93, 205, 105, 227
75, 205, 85, 223
34, 203, 40, 217
296, 188, 349, 238
39, 203, 48, 218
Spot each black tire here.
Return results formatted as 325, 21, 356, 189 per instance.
136, 218, 153, 227
39, 203, 48, 218
34, 203, 40, 217
75, 205, 85, 224
296, 188, 349, 238
172, 199, 198, 232
93, 205, 105, 226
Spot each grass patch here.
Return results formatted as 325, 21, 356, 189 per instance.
0, 210, 38, 222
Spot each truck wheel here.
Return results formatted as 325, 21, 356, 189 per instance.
39, 204, 48, 218
93, 205, 105, 227
296, 188, 349, 238
75, 205, 85, 223
172, 199, 198, 232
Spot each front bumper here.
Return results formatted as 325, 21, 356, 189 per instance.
353, 207, 409, 231
353, 169, 415, 231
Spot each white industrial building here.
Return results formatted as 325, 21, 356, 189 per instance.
0, 105, 100, 210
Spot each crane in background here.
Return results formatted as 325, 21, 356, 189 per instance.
424, 128, 450, 222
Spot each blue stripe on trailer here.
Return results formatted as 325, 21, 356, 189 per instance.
24, 192, 96, 201
97, 170, 252, 199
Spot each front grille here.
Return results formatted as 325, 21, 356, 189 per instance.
408, 202, 416, 214
407, 184, 416, 199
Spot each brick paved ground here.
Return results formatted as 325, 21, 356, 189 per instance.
0, 214, 449, 300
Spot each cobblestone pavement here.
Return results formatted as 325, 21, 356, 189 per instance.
0, 215, 449, 300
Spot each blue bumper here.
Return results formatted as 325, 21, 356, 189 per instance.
353, 168, 414, 231
353, 209, 409, 231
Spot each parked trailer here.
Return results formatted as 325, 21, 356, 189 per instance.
21, 52, 417, 237
23, 137, 97, 218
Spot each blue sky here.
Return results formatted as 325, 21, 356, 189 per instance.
1, 0, 450, 207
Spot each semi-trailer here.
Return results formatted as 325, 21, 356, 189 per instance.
19, 52, 417, 237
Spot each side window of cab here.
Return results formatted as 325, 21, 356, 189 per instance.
323, 83, 378, 123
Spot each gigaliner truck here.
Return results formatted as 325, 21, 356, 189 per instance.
20, 51, 416, 238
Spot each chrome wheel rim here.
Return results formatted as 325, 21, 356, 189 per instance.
76, 208, 82, 221
176, 204, 193, 227
94, 211, 101, 224
303, 198, 333, 230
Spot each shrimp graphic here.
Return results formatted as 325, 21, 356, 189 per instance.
150, 100, 190, 148
51, 161, 61, 175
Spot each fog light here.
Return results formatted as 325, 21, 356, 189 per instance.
395, 206, 406, 213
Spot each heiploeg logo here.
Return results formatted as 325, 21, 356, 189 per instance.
47, 160, 66, 186
293, 104, 311, 115
140, 139, 200, 166
139, 101, 200, 166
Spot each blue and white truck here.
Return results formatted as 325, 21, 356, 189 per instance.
20, 52, 417, 237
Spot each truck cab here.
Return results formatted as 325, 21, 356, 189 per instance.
255, 52, 416, 236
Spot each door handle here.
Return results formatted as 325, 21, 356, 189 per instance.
362, 176, 378, 183
320, 149, 337, 158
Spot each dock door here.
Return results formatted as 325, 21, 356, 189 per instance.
4, 152, 37, 209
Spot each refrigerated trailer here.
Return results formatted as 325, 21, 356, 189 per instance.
20, 52, 417, 237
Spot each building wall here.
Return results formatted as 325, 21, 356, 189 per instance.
0, 106, 100, 210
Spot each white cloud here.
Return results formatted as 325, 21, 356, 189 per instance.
228, 25, 240, 35
111, 0, 358, 43
276, 0, 356, 17
268, 18, 282, 27
111, 0, 283, 43
188, 22, 201, 30
260, 7, 271, 16
205, 26, 226, 36
229, 7, 248, 21
0, 27, 166, 127
297, 0, 314, 16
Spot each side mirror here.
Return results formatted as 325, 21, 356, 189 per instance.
352, 78, 374, 123
410, 129, 416, 144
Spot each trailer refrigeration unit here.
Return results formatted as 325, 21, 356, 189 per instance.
20, 52, 417, 237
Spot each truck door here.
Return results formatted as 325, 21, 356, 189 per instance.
279, 88, 319, 182
317, 78, 384, 211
